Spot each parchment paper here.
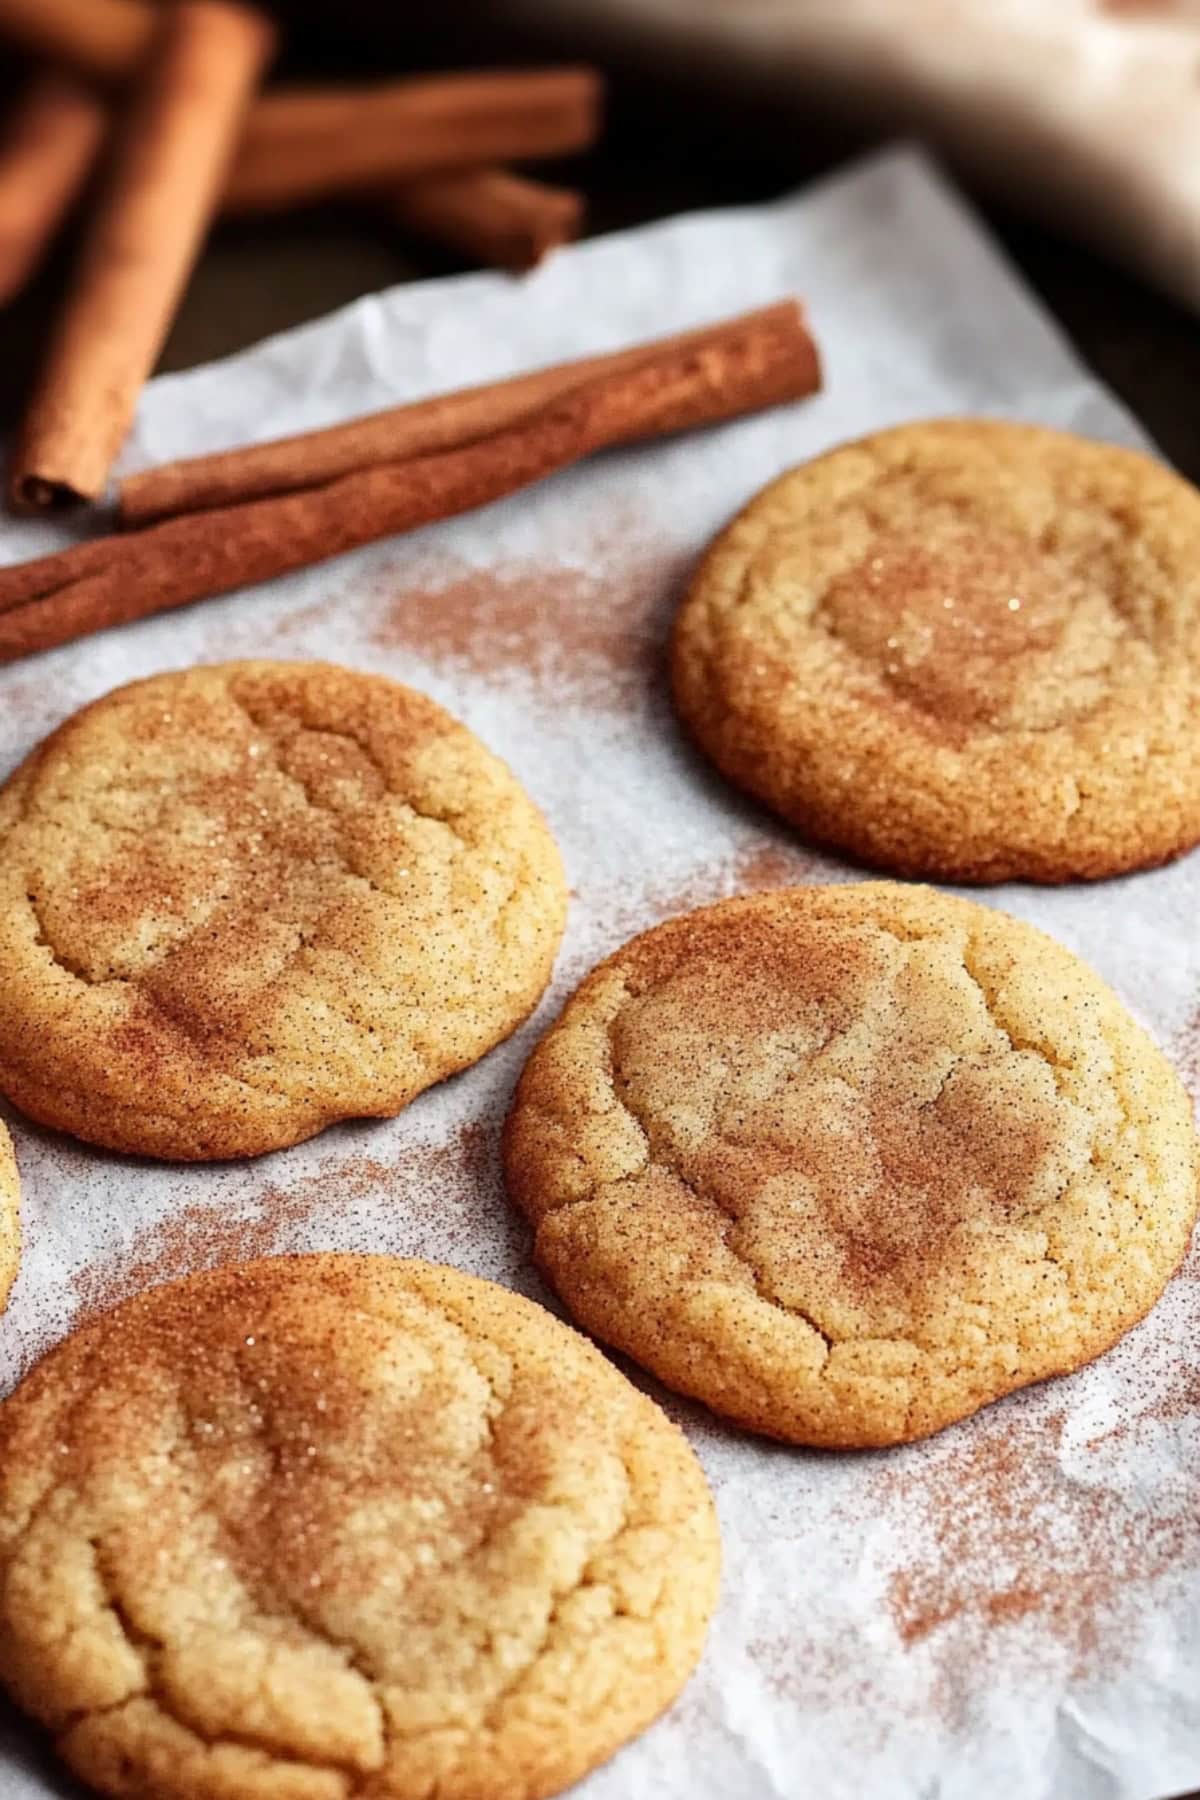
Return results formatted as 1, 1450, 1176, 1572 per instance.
1, 147, 1198, 1800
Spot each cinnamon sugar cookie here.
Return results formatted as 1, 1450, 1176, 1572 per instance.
0, 1254, 719, 1800
0, 1122, 18, 1314
671, 420, 1200, 882
505, 884, 1199, 1447
0, 662, 567, 1159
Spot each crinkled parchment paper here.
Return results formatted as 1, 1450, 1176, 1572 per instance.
1, 148, 1197, 1800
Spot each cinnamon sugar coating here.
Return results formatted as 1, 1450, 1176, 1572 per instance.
0, 1254, 718, 1800
671, 419, 1200, 882
0, 1122, 18, 1315
504, 884, 1200, 1447
0, 662, 567, 1159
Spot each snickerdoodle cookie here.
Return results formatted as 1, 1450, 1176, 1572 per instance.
671, 419, 1200, 882
0, 662, 566, 1159
0, 1122, 18, 1314
0, 1254, 718, 1800
505, 883, 1199, 1447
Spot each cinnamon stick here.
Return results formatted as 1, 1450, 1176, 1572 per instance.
0, 304, 822, 663
384, 168, 583, 273
224, 70, 602, 216
0, 0, 154, 85
0, 0, 603, 215
9, 2, 276, 513
0, 64, 593, 289
0, 0, 602, 222
119, 302, 816, 528
0, 73, 107, 308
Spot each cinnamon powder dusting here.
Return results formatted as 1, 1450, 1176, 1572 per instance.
641, 835, 823, 925
746, 1627, 895, 1755
560, 834, 824, 992
72, 1121, 497, 1322
724, 839, 821, 893
367, 530, 694, 711
877, 1398, 1197, 1690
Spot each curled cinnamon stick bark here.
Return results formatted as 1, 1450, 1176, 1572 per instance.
0, 0, 602, 228
0, 0, 153, 84
224, 69, 602, 215
9, 1, 276, 514
0, 73, 107, 308
0, 303, 822, 663
0, 71, 593, 298
385, 168, 584, 273
119, 302, 813, 528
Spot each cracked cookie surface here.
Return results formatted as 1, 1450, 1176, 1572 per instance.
0, 661, 567, 1159
671, 419, 1200, 882
0, 1122, 18, 1315
0, 1253, 719, 1800
504, 884, 1200, 1447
